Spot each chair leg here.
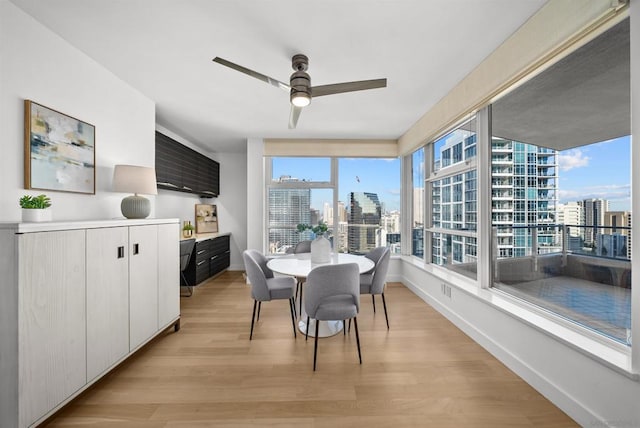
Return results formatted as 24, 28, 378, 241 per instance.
348, 318, 351, 332
299, 282, 303, 318
353, 316, 362, 364
257, 301, 262, 321
305, 316, 310, 340
313, 320, 319, 371
289, 298, 297, 338
343, 320, 346, 336
381, 292, 389, 329
372, 295, 376, 313
250, 300, 257, 340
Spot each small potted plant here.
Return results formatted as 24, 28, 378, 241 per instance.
297, 221, 331, 263
19, 194, 52, 222
182, 220, 195, 238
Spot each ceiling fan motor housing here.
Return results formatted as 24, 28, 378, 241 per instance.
290, 54, 311, 105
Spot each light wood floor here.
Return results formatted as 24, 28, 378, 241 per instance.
44, 271, 577, 427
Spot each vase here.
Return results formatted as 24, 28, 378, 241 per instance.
310, 234, 331, 263
22, 208, 52, 222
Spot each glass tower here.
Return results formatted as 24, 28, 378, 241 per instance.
348, 192, 381, 254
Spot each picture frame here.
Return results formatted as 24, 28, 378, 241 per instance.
24, 100, 96, 194
195, 203, 218, 234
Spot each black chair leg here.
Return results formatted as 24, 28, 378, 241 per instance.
348, 318, 351, 332
257, 301, 261, 321
250, 300, 257, 340
381, 293, 389, 329
299, 283, 303, 318
372, 295, 376, 313
289, 298, 297, 338
305, 316, 310, 340
343, 320, 346, 336
353, 316, 362, 364
313, 319, 319, 371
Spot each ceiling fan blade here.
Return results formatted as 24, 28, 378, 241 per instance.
212, 57, 290, 91
312, 78, 387, 97
289, 105, 303, 129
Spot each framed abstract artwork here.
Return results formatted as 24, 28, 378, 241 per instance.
24, 100, 96, 194
195, 203, 218, 234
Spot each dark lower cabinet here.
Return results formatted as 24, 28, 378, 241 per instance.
184, 235, 230, 286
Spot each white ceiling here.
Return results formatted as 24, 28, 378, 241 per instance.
10, 0, 547, 153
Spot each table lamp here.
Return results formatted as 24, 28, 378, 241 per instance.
112, 165, 157, 219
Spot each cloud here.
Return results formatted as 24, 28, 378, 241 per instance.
558, 149, 589, 171
559, 184, 630, 204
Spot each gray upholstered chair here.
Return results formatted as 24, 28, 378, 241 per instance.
293, 239, 312, 314
360, 246, 391, 328
243, 249, 297, 340
294, 240, 312, 254
304, 263, 361, 371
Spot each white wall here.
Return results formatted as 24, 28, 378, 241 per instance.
0, 1, 155, 222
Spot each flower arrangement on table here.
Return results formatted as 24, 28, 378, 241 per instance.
296, 221, 328, 235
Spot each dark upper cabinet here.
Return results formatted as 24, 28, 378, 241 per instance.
155, 132, 220, 197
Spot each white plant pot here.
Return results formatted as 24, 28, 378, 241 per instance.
22, 208, 52, 222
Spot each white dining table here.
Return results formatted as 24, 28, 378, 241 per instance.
267, 253, 374, 337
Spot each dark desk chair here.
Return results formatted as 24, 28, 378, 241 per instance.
180, 238, 196, 296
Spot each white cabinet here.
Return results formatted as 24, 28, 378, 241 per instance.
86, 227, 129, 382
18, 230, 87, 427
158, 223, 180, 328
129, 225, 159, 350
0, 219, 180, 428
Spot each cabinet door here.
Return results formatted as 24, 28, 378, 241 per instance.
158, 223, 179, 328
18, 230, 86, 427
129, 225, 158, 350
86, 227, 129, 382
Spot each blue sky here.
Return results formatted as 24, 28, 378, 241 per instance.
558, 136, 631, 211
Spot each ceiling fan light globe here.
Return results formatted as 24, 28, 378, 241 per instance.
291, 93, 311, 107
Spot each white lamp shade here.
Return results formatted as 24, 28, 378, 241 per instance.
113, 165, 157, 195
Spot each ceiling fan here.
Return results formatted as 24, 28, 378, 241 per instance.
212, 54, 387, 129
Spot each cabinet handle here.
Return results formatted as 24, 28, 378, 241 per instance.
157, 181, 179, 188
197, 249, 206, 255
182, 186, 192, 191
133, 243, 140, 255
197, 260, 206, 266
210, 255, 218, 261
117, 246, 125, 259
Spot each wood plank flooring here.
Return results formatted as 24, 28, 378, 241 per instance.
44, 271, 577, 427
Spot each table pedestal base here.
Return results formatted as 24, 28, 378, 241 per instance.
298, 318, 343, 338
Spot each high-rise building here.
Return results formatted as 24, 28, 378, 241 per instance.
578, 198, 609, 246
557, 202, 583, 237
491, 140, 560, 257
604, 211, 631, 259
432, 136, 559, 264
348, 192, 381, 254
268, 176, 311, 253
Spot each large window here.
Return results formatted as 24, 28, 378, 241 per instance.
426, 117, 478, 280
267, 157, 400, 255
490, 18, 631, 345
412, 148, 424, 258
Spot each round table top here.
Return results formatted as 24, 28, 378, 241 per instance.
267, 252, 374, 278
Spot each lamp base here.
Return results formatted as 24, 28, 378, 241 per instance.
121, 195, 150, 219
